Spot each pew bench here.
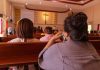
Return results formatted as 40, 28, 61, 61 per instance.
89, 36, 100, 40
0, 42, 47, 68
0, 35, 17, 42
0, 40, 99, 68
90, 40, 100, 54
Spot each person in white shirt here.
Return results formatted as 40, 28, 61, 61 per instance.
8, 18, 39, 70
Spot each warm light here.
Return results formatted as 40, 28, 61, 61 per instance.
65, 4, 68, 8
80, 1, 84, 4
25, 3, 28, 5
69, 8, 72, 11
42, 12, 49, 24
39, 1, 42, 4
42, 12, 49, 20
52, 0, 57, 2
88, 25, 92, 34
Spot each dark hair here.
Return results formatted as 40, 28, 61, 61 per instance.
64, 12, 88, 41
44, 26, 53, 34
16, 18, 34, 39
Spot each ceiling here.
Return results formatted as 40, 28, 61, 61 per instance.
44, 0, 93, 5
8, 0, 100, 12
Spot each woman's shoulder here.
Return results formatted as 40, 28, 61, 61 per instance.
46, 41, 66, 52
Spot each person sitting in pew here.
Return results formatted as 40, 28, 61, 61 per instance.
40, 26, 54, 42
38, 12, 100, 70
8, 18, 40, 70
8, 18, 39, 43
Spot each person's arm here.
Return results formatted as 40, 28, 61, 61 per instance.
39, 32, 62, 57
44, 32, 62, 49
38, 32, 62, 69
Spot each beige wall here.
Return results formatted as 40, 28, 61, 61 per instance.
37, 12, 67, 30
20, 8, 67, 30
21, 9, 34, 23
0, 0, 6, 16
83, 2, 100, 30
6, 0, 11, 17
0, 0, 4, 14
0, 0, 13, 18
57, 13, 68, 25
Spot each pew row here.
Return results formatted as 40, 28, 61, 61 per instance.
0, 35, 100, 42
89, 36, 100, 40
0, 42, 47, 68
0, 40, 99, 68
0, 35, 17, 42
90, 40, 100, 54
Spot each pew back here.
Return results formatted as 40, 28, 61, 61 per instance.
90, 40, 100, 54
0, 42, 47, 67
0, 40, 99, 67
89, 36, 100, 40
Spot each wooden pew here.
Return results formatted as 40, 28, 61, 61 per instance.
0, 35, 16, 42
0, 34, 43, 42
0, 42, 47, 68
90, 40, 100, 54
0, 40, 99, 68
89, 36, 100, 40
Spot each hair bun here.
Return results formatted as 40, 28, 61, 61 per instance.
70, 12, 87, 31
64, 12, 88, 41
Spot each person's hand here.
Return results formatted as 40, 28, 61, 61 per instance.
50, 32, 62, 42
44, 32, 62, 49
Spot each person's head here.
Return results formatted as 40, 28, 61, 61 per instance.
44, 26, 53, 34
64, 12, 88, 41
16, 18, 34, 39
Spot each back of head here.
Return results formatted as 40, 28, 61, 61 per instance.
44, 26, 53, 34
16, 18, 34, 39
64, 12, 88, 41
